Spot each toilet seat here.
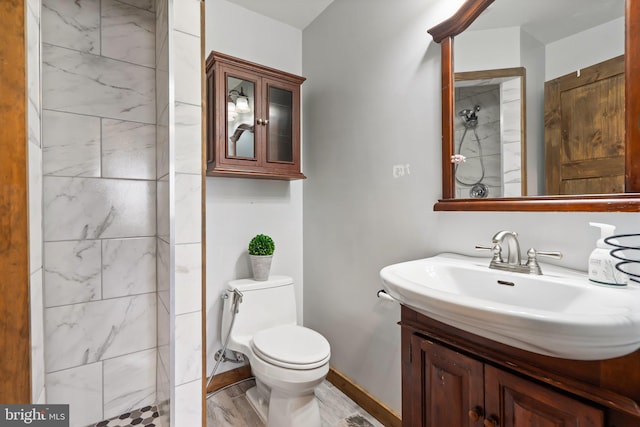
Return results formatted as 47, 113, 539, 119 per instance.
251, 325, 330, 370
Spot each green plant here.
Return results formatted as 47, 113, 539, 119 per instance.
248, 234, 275, 256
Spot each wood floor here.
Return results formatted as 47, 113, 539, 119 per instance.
206, 379, 386, 427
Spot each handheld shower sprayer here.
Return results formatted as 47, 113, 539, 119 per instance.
459, 105, 481, 126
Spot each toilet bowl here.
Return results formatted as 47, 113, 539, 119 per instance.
220, 276, 331, 427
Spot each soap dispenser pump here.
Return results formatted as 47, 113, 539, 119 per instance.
588, 222, 628, 286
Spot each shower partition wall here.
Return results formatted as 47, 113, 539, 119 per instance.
33, 0, 204, 426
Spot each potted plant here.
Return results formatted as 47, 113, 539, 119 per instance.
248, 234, 275, 281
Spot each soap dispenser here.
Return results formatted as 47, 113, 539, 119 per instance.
588, 222, 628, 286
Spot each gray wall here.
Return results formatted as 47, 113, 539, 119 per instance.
204, 0, 304, 378
302, 0, 639, 416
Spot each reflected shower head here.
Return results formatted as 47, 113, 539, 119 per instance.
459, 105, 480, 127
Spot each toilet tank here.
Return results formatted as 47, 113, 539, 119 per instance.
221, 275, 298, 342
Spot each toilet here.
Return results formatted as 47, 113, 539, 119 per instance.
220, 275, 331, 427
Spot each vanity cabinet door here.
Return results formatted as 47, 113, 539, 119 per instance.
484, 365, 604, 427
410, 335, 485, 427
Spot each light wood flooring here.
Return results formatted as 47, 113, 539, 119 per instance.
206, 379, 386, 427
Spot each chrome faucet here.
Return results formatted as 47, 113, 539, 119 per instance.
492, 231, 521, 266
476, 230, 563, 275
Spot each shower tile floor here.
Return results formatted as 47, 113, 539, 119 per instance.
207, 379, 386, 427
92, 405, 159, 427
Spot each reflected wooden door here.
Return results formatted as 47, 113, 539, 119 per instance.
545, 55, 625, 195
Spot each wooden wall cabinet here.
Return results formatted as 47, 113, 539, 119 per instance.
402, 306, 640, 427
205, 51, 306, 180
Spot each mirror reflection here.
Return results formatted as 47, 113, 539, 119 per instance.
227, 76, 255, 159
453, 0, 625, 198
454, 69, 526, 198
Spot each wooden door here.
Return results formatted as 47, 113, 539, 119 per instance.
484, 365, 604, 427
410, 336, 484, 427
545, 55, 625, 195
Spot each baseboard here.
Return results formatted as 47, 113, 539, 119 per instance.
206, 364, 252, 394
326, 367, 402, 427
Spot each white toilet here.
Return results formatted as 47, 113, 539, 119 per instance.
221, 275, 331, 427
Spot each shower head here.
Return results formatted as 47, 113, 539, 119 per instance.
458, 105, 481, 117
459, 105, 481, 127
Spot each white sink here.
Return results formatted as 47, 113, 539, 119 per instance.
380, 253, 640, 360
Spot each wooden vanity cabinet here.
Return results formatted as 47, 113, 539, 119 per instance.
205, 51, 306, 180
411, 336, 603, 427
402, 306, 640, 427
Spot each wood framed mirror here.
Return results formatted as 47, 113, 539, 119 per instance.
429, 0, 640, 211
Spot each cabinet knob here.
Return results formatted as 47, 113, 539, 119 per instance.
483, 416, 499, 427
468, 406, 483, 421
257, 119, 263, 125
263, 119, 269, 125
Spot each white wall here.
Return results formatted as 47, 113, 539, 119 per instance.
455, 27, 521, 72
303, 0, 639, 417
546, 17, 624, 81
204, 0, 304, 376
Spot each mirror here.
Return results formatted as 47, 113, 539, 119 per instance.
429, 0, 640, 211
227, 76, 256, 159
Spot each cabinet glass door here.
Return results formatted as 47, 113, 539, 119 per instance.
267, 85, 294, 163
227, 76, 255, 159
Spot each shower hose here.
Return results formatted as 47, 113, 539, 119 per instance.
455, 125, 486, 186
206, 288, 244, 394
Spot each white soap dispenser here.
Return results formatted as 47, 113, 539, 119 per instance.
588, 222, 628, 286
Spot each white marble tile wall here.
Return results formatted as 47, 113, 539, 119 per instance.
175, 380, 203, 426
103, 237, 157, 298
27, 0, 46, 405
41, 0, 158, 424
102, 119, 157, 180
501, 77, 523, 197
42, 0, 100, 54
43, 110, 101, 177
45, 294, 157, 372
43, 177, 156, 240
172, 0, 203, 424
46, 362, 103, 427
455, 85, 502, 198
155, 0, 171, 424
43, 44, 155, 124
103, 348, 157, 419
44, 240, 101, 307
102, 0, 155, 67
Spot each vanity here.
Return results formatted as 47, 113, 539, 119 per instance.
381, 252, 640, 427
384, 0, 640, 424
400, 306, 640, 427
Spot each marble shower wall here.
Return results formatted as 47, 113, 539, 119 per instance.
454, 85, 502, 198
27, 0, 46, 405
171, 1, 204, 425
500, 77, 523, 197
155, 0, 170, 423
156, 0, 204, 425
41, 1, 157, 425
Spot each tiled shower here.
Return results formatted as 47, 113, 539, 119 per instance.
30, 0, 204, 425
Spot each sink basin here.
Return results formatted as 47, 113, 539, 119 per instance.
380, 253, 640, 360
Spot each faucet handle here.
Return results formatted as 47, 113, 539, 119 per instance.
528, 248, 563, 260
525, 248, 563, 275
476, 244, 503, 263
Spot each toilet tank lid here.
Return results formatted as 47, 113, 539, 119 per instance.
228, 275, 293, 291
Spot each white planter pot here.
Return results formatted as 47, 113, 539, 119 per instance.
250, 255, 273, 281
